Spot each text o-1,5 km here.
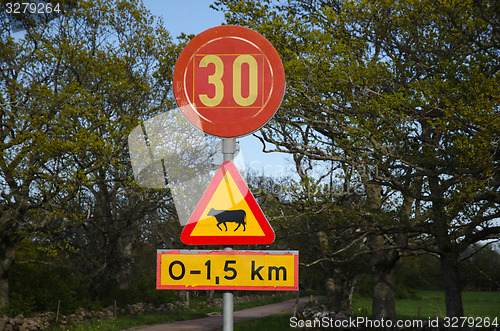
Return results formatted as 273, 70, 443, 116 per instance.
157, 250, 298, 291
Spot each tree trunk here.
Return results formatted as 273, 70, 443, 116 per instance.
0, 236, 17, 308
371, 263, 397, 320
0, 275, 8, 308
363, 182, 401, 320
440, 251, 464, 317
368, 234, 401, 321
325, 267, 356, 313
430, 185, 465, 318
333, 266, 356, 313
117, 239, 134, 290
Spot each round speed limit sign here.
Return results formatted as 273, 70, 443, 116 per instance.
173, 25, 286, 138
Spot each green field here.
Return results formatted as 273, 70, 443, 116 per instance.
235, 291, 500, 330
352, 291, 500, 319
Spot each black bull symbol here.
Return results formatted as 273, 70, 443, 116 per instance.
207, 208, 247, 232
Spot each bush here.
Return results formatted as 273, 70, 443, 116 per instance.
6, 259, 92, 316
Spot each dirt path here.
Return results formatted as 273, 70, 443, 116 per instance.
124, 296, 317, 331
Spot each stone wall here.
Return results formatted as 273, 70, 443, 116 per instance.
0, 294, 277, 330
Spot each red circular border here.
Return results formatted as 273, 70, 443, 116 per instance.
173, 25, 285, 138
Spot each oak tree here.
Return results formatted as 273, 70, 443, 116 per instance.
0, 0, 177, 306
214, 0, 499, 318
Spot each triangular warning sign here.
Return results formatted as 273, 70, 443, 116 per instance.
181, 161, 275, 245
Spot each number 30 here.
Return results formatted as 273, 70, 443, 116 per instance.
199, 55, 258, 107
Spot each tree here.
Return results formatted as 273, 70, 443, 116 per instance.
250, 166, 371, 312
0, 0, 177, 307
214, 0, 500, 318
214, 0, 415, 319
358, 0, 500, 317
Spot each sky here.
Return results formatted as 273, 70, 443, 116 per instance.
144, 0, 224, 38
142, 0, 295, 180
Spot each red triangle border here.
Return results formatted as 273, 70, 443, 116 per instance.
181, 161, 275, 245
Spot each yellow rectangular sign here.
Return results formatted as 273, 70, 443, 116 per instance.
157, 250, 298, 291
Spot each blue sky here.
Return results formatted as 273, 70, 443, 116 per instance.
143, 0, 225, 38
142, 0, 295, 180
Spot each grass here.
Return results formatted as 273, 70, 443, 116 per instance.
233, 291, 500, 331
45, 293, 298, 331
46, 291, 500, 330
352, 290, 500, 319
234, 313, 294, 331
45, 311, 208, 331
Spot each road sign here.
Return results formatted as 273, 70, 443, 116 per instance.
157, 250, 298, 291
181, 161, 275, 245
173, 25, 286, 138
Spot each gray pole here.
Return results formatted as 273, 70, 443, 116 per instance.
222, 138, 236, 163
222, 138, 235, 331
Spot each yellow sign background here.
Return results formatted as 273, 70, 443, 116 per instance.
157, 250, 298, 290
189, 172, 265, 237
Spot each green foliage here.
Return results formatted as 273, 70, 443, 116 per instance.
396, 255, 443, 293
1, 0, 498, 320
108, 263, 180, 308
214, 0, 500, 317
1, 0, 179, 310
356, 249, 500, 301
2, 239, 92, 316
3, 240, 182, 317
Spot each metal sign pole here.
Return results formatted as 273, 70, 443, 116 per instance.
222, 138, 235, 331
222, 245, 233, 331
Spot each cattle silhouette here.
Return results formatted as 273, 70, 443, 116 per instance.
207, 208, 246, 232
